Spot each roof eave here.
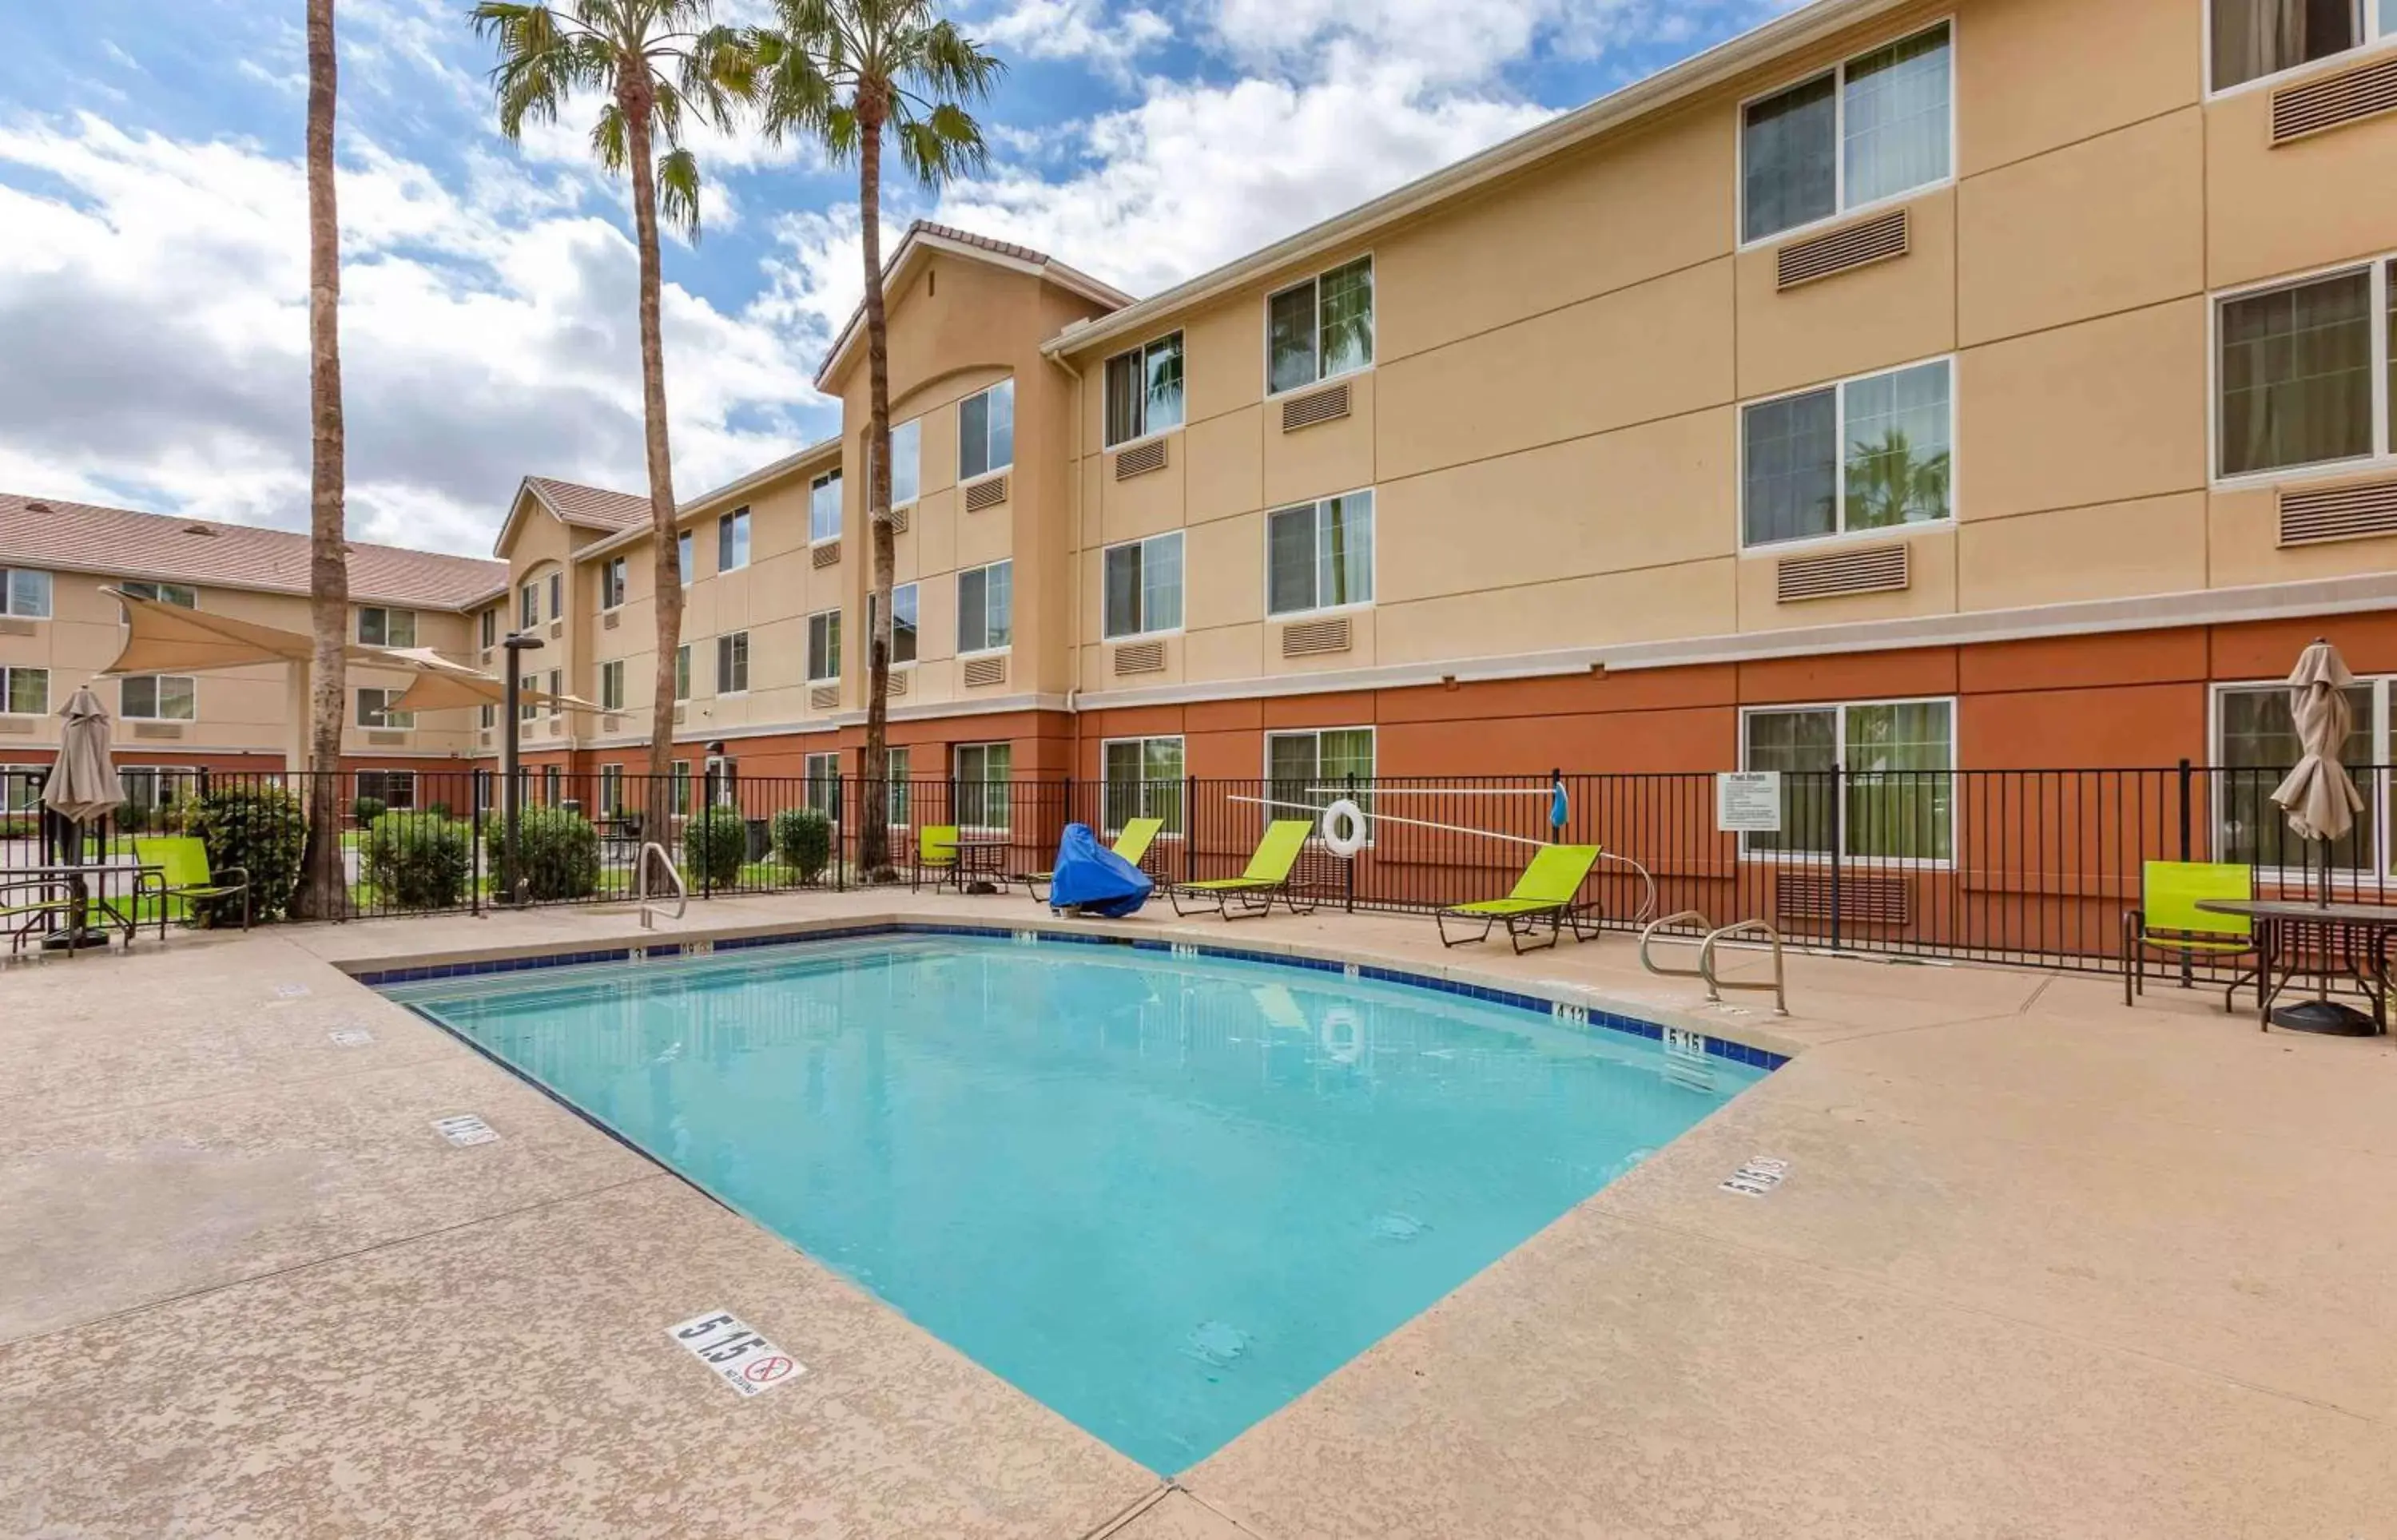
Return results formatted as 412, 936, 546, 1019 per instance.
813, 228, 1134, 391
570, 433, 846, 564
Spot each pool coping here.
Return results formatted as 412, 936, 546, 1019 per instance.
344, 911, 1795, 1072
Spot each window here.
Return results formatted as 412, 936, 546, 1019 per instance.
1103, 531, 1184, 638
121, 580, 197, 608
355, 686, 413, 729
1266, 490, 1374, 617
1743, 357, 1953, 546
885, 745, 912, 824
601, 558, 627, 609
357, 769, 416, 811
2217, 262, 2393, 478
2216, 679, 2387, 873
2212, 0, 2391, 91
957, 562, 1012, 653
598, 764, 624, 817
544, 764, 561, 804
718, 631, 749, 693
117, 675, 196, 722
357, 607, 416, 648
2, 667, 50, 715
888, 418, 921, 507
1267, 256, 1373, 395
884, 582, 919, 665
960, 380, 1015, 482
1742, 23, 1950, 244
119, 766, 201, 815
810, 470, 842, 544
808, 609, 841, 682
547, 669, 562, 712
480, 608, 499, 649
2, 763, 43, 808
547, 572, 562, 621
479, 703, 495, 729
3, 569, 53, 618
1104, 332, 1186, 447
599, 659, 625, 711
519, 675, 539, 721
519, 581, 539, 629
674, 644, 692, 701
956, 741, 1013, 831
1102, 736, 1184, 835
1740, 699, 1954, 862
672, 759, 692, 814
678, 529, 694, 585
1266, 728, 1375, 815
805, 751, 842, 821
718, 508, 751, 572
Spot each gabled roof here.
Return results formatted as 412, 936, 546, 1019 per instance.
572, 434, 845, 564
813, 220, 1134, 390
0, 492, 508, 610
491, 475, 654, 558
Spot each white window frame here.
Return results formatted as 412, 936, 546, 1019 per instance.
3, 763, 49, 809
718, 508, 752, 574
958, 379, 1016, 484
809, 469, 842, 546
2208, 253, 2397, 490
956, 561, 1013, 657
0, 667, 47, 716
356, 606, 417, 649
887, 418, 922, 509
1262, 727, 1377, 788
1099, 735, 1187, 837
519, 580, 539, 629
601, 557, 628, 610
884, 745, 913, 828
356, 768, 417, 811
1263, 254, 1376, 397
953, 740, 1015, 833
1103, 331, 1187, 449
118, 674, 198, 723
2208, 677, 2394, 883
717, 630, 749, 696
1102, 530, 1185, 641
677, 529, 695, 586
806, 608, 842, 683
1735, 697, 1960, 867
1736, 353, 1959, 553
2204, 0, 2397, 97
598, 764, 625, 816
355, 685, 414, 730
674, 643, 692, 702
874, 581, 920, 669
1735, 18, 1958, 252
1, 569, 53, 619
1264, 488, 1377, 619
480, 607, 499, 649
804, 750, 844, 823
598, 658, 626, 712
121, 579, 198, 609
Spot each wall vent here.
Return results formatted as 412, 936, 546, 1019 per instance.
809, 684, 841, 710
812, 540, 841, 569
2272, 52, 2397, 145
1776, 542, 1910, 602
882, 668, 910, 698
889, 504, 911, 534
2279, 476, 2397, 546
545, 716, 562, 735
365, 729, 405, 748
1280, 614, 1353, 658
1280, 382, 1350, 432
479, 729, 492, 746
1776, 208, 1910, 290
672, 704, 687, 725
602, 610, 621, 630
0, 715, 34, 735
964, 474, 1009, 513
547, 619, 563, 639
1113, 639, 1167, 675
1113, 439, 1168, 479
961, 653, 1008, 688
0, 617, 34, 638
602, 714, 623, 732
1778, 869, 1910, 926
131, 721, 186, 741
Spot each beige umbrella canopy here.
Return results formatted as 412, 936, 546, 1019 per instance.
2270, 638, 2365, 847
43, 687, 127, 824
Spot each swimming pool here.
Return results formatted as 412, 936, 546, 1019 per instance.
381, 931, 1767, 1472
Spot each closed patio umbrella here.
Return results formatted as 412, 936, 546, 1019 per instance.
2268, 638, 2374, 1034
41, 686, 126, 951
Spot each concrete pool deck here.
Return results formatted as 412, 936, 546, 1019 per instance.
2, 892, 2392, 1538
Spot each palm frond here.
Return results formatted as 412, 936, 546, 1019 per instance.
658, 147, 706, 242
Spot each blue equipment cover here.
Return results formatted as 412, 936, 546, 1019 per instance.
1048, 822, 1154, 917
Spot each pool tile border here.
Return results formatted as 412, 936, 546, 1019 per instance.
360, 922, 1788, 1073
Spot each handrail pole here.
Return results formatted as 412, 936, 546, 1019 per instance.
1699, 919, 1788, 1016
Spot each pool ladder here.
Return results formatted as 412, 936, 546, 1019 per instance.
634, 841, 686, 931
1639, 911, 1788, 1016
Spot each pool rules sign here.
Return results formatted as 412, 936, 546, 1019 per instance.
670, 1311, 805, 1398
1715, 772, 1782, 834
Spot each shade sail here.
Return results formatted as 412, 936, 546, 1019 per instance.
382, 648, 597, 715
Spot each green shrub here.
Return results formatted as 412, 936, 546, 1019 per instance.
352, 795, 387, 825
772, 808, 833, 883
362, 812, 472, 911
0, 812, 36, 839
191, 784, 307, 924
683, 807, 747, 887
491, 805, 598, 901
426, 801, 452, 820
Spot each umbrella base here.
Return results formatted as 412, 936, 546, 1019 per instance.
40, 931, 113, 953
2269, 998, 2380, 1037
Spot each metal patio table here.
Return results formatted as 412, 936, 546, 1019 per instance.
2195, 898, 2397, 1037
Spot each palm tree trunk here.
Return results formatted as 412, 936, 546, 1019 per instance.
857, 91, 896, 880
624, 88, 683, 857
296, 0, 349, 921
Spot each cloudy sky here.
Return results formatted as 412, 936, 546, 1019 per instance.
0, 0, 1796, 556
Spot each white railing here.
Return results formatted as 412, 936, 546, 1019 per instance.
634, 841, 685, 931
1639, 910, 1788, 1016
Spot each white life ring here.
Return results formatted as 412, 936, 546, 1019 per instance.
1320, 798, 1368, 858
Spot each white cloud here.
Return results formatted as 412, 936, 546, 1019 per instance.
978, 0, 1173, 85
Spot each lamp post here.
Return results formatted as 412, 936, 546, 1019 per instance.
499, 631, 544, 905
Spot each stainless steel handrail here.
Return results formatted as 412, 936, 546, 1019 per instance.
634, 841, 686, 930
1603, 851, 1660, 926
1640, 910, 1712, 981
1699, 919, 1789, 1016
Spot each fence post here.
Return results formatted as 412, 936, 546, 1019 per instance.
1344, 771, 1357, 913
1185, 776, 1197, 883
2177, 756, 2193, 987
471, 772, 483, 916
1829, 762, 1845, 953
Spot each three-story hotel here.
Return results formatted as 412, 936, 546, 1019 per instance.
7, 0, 2397, 870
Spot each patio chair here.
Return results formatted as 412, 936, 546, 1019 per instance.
912, 824, 960, 893
2, 876, 77, 956
133, 835, 250, 933
1023, 817, 1164, 905
1168, 820, 1318, 920
2121, 859, 2257, 1010
1435, 843, 1604, 954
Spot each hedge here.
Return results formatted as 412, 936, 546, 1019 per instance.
361, 812, 472, 911
491, 806, 600, 901
191, 784, 307, 924
683, 807, 747, 888
771, 808, 833, 883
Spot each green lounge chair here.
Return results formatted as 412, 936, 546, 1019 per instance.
2, 877, 77, 956
1436, 843, 1604, 953
1169, 820, 1317, 920
2121, 859, 2258, 1009
1024, 817, 1164, 906
912, 825, 960, 892
133, 835, 250, 933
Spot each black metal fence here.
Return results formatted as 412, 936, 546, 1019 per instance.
3, 762, 2387, 974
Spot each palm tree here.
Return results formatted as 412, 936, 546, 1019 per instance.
295, 0, 351, 921
470, 1, 750, 839
750, 0, 1001, 879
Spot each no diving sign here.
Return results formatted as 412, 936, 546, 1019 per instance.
670, 1311, 805, 1398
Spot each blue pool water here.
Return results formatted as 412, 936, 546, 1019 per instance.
383, 934, 1762, 1472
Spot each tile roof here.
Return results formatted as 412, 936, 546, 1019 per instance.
523, 476, 651, 531
0, 493, 510, 611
